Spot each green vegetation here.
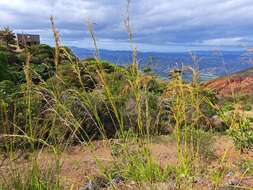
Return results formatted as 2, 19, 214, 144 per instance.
1, 163, 60, 190
228, 119, 253, 152
0, 20, 253, 190
108, 145, 174, 184
243, 104, 252, 111
0, 27, 16, 48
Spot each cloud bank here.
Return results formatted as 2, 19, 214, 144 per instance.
1, 0, 253, 51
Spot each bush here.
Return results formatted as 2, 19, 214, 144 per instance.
143, 66, 152, 73
0, 80, 18, 102
223, 103, 234, 112
176, 127, 216, 161
59, 63, 97, 91
0, 53, 15, 81
228, 119, 253, 152
146, 78, 165, 94
101, 61, 116, 73
0, 162, 60, 190
243, 104, 252, 111
161, 81, 217, 130
108, 145, 175, 183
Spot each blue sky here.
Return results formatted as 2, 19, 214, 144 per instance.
1, 0, 253, 52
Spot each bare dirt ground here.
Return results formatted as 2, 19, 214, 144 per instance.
1, 135, 253, 190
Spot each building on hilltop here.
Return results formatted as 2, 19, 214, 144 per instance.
17, 34, 40, 47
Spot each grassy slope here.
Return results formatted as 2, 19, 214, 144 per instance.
0, 43, 253, 190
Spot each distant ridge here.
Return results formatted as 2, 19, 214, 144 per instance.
71, 47, 253, 81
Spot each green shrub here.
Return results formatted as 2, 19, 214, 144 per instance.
101, 61, 116, 73
238, 158, 253, 176
59, 63, 97, 91
221, 102, 234, 112
143, 66, 152, 73
247, 117, 253, 122
108, 146, 175, 183
146, 78, 165, 94
26, 44, 54, 64
243, 104, 252, 111
0, 80, 18, 101
0, 45, 8, 51
176, 127, 216, 161
0, 53, 14, 81
228, 119, 253, 152
1, 162, 60, 190
0, 51, 23, 82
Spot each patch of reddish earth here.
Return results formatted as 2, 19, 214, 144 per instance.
203, 74, 253, 96
1, 136, 253, 190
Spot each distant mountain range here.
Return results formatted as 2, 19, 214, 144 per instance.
71, 47, 253, 81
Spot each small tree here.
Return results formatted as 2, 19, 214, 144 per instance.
0, 27, 16, 47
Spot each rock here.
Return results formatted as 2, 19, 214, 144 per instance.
159, 126, 173, 135
227, 178, 240, 186
226, 171, 233, 177
79, 177, 108, 190
125, 97, 136, 114
111, 175, 124, 185
79, 180, 97, 190
193, 177, 207, 186
217, 178, 241, 190
210, 115, 228, 131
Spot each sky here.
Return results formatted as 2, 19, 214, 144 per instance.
1, 0, 253, 52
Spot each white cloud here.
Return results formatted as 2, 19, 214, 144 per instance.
201, 37, 243, 46
1, 0, 253, 51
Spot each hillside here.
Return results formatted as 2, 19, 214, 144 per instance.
0, 43, 253, 190
203, 67, 253, 96
1, 1, 253, 189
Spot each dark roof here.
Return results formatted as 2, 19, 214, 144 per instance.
17, 34, 40, 37
17, 34, 40, 41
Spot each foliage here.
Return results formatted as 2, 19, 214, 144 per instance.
0, 162, 60, 190
0, 27, 16, 47
177, 127, 216, 161
0, 80, 19, 102
0, 23, 253, 190
160, 77, 217, 131
143, 66, 152, 73
220, 102, 234, 112
0, 51, 22, 82
227, 119, 253, 152
108, 144, 175, 184
238, 158, 253, 176
243, 104, 252, 111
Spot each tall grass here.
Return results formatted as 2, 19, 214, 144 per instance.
0, 17, 217, 190
0, 1, 252, 189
